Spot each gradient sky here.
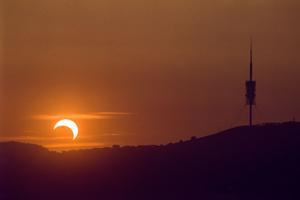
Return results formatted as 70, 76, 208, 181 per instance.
1, 0, 300, 150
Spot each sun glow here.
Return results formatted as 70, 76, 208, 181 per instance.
53, 119, 79, 140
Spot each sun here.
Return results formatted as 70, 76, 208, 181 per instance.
53, 119, 79, 140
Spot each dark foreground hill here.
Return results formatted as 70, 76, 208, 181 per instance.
1, 122, 300, 200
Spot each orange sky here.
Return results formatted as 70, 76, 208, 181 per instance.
1, 0, 300, 150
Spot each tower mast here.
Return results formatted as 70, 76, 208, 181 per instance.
246, 39, 256, 127
250, 38, 253, 81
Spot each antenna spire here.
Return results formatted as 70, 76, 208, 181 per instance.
246, 38, 256, 127
250, 37, 253, 81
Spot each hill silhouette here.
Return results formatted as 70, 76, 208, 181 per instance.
1, 122, 300, 200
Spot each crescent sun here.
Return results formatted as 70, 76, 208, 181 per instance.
53, 119, 79, 140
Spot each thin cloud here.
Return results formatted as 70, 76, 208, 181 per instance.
92, 112, 133, 115
45, 142, 105, 151
0, 135, 78, 141
31, 112, 132, 120
0, 132, 123, 142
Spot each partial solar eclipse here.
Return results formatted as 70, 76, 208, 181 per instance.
53, 119, 78, 140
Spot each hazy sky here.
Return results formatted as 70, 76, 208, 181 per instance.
1, 0, 300, 150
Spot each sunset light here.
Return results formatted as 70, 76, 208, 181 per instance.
1, 0, 300, 199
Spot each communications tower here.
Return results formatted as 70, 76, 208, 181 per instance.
245, 39, 256, 127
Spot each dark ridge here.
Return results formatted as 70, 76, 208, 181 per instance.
0, 141, 48, 152
1, 121, 300, 200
